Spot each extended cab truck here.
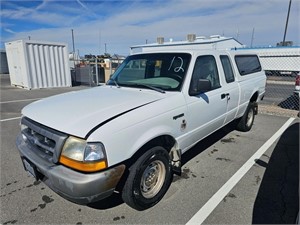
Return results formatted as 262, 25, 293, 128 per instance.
16, 36, 266, 210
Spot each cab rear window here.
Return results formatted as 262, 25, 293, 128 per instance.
235, 55, 261, 76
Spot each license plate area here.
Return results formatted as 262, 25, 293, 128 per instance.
22, 158, 39, 180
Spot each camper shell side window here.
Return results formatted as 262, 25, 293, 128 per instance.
235, 55, 262, 76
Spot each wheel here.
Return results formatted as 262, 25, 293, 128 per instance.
236, 102, 256, 132
122, 146, 172, 210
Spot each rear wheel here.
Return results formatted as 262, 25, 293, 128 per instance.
236, 102, 256, 132
122, 146, 172, 210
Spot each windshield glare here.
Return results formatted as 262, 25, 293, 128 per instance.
108, 53, 191, 91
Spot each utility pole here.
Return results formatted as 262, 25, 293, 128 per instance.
250, 28, 255, 47
71, 29, 76, 54
71, 29, 76, 68
99, 29, 101, 55
283, 0, 292, 46
236, 28, 240, 41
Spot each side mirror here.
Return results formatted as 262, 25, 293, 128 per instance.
189, 79, 212, 96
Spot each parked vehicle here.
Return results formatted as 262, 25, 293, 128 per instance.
16, 35, 266, 210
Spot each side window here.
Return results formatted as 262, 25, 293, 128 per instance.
235, 55, 261, 76
220, 55, 235, 83
190, 55, 221, 92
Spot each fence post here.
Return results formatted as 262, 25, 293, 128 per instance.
109, 58, 112, 77
95, 57, 99, 85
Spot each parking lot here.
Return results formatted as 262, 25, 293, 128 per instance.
1, 74, 299, 224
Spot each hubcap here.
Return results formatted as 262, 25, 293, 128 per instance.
140, 160, 166, 199
246, 108, 254, 127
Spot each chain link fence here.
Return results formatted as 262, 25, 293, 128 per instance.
263, 70, 299, 111
70, 58, 122, 87
243, 47, 300, 114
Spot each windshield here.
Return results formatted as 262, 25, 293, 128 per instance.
107, 53, 191, 92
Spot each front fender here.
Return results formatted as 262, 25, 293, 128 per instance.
87, 95, 187, 167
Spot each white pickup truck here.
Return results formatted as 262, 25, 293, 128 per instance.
16, 35, 266, 210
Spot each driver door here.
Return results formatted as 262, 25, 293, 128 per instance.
183, 54, 228, 150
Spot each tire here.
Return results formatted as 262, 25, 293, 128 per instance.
236, 102, 256, 132
122, 146, 172, 210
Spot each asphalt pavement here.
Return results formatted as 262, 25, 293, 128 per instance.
1, 74, 299, 224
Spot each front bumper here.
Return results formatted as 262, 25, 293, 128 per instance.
16, 134, 125, 204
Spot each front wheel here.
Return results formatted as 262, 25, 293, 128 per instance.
122, 146, 172, 210
236, 102, 257, 132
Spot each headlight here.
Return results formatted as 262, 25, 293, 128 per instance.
21, 123, 28, 132
59, 136, 107, 172
20, 123, 28, 140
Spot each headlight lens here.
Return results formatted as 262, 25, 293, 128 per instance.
59, 136, 107, 172
60, 136, 86, 161
84, 143, 105, 161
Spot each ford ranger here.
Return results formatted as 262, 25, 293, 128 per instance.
16, 35, 266, 210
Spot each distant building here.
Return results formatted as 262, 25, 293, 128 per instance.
277, 41, 293, 46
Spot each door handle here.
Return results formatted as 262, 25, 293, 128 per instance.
221, 93, 230, 99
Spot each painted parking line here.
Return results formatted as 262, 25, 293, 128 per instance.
0, 98, 42, 104
1, 98, 41, 122
0, 117, 22, 122
186, 117, 295, 225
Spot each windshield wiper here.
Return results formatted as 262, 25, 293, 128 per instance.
108, 78, 120, 88
132, 83, 165, 94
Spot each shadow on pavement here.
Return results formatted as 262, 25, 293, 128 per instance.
278, 95, 299, 110
87, 121, 237, 210
87, 192, 124, 210
181, 121, 237, 166
252, 122, 299, 224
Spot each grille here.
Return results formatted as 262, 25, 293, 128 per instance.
24, 127, 55, 156
21, 117, 68, 163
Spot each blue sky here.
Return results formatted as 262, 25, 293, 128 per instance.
1, 0, 299, 56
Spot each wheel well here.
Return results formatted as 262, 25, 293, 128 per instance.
137, 135, 175, 157
123, 135, 176, 167
250, 92, 259, 115
250, 92, 259, 102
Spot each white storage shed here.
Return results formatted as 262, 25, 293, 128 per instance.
5, 40, 71, 89
0, 50, 9, 74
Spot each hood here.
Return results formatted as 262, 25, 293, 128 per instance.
22, 86, 164, 138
